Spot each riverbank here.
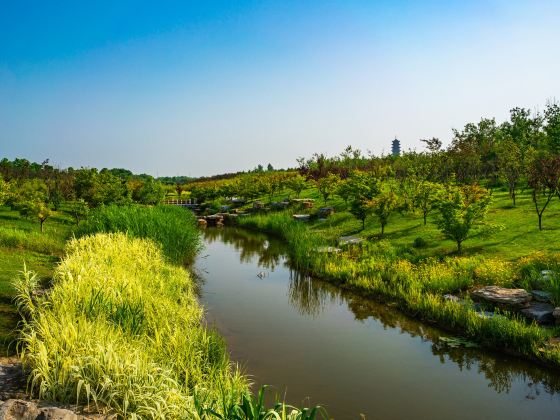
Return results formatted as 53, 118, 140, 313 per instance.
3, 205, 327, 418
236, 212, 560, 368
196, 227, 560, 419
15, 232, 248, 417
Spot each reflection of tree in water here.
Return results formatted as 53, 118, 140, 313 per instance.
288, 270, 342, 317
203, 228, 283, 270
204, 227, 560, 400
287, 269, 560, 398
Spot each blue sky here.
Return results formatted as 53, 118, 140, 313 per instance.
1, 1, 559, 176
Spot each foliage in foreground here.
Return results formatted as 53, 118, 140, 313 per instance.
75, 204, 201, 264
14, 233, 326, 419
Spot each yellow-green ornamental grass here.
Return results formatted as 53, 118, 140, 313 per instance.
15, 233, 246, 418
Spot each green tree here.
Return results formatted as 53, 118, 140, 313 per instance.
0, 176, 8, 205
413, 181, 442, 225
69, 199, 90, 226
262, 174, 284, 202
14, 180, 53, 232
346, 171, 380, 228
435, 185, 492, 253
316, 173, 340, 205
136, 179, 166, 205
349, 198, 369, 230
336, 178, 353, 206
527, 156, 560, 231
286, 174, 307, 198
544, 102, 560, 154
496, 138, 522, 205
367, 187, 399, 235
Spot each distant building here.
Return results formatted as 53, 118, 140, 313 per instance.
391, 138, 401, 156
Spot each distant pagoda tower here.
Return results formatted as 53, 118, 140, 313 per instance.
391, 138, 401, 156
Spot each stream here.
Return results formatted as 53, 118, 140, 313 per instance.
195, 228, 560, 419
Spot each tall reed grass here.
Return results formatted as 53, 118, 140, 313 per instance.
75, 205, 201, 264
16, 233, 245, 417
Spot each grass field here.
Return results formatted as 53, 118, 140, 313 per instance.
258, 186, 560, 261
0, 205, 72, 354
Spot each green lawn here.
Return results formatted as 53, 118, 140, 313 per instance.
262, 186, 560, 261
0, 206, 72, 354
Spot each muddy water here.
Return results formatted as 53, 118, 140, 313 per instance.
195, 228, 560, 419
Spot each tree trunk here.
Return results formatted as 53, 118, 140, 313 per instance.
381, 223, 385, 235
40, 219, 44, 233
538, 213, 543, 231
457, 240, 462, 254
423, 211, 427, 225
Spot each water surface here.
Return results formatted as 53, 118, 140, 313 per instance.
195, 228, 560, 419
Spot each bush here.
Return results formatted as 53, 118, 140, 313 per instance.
75, 205, 201, 264
474, 258, 516, 287
412, 237, 429, 249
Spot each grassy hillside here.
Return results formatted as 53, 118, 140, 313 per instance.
0, 205, 72, 354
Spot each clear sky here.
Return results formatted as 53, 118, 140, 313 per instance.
1, 1, 559, 176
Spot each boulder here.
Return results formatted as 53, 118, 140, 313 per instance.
443, 294, 460, 303
531, 290, 553, 303
315, 246, 342, 254
0, 400, 77, 420
317, 207, 334, 218
471, 286, 532, 308
553, 307, 560, 325
292, 214, 311, 221
541, 270, 554, 280
338, 236, 364, 246
520, 302, 555, 325
197, 219, 207, 227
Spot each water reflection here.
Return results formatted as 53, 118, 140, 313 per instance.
203, 228, 283, 271
201, 228, 560, 403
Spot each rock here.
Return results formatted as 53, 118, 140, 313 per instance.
471, 286, 532, 308
338, 236, 364, 246
37, 406, 78, 420
292, 214, 311, 221
315, 246, 342, 253
531, 290, 553, 303
303, 201, 314, 209
553, 307, 560, 325
253, 201, 265, 209
197, 219, 207, 227
317, 207, 334, 218
520, 302, 555, 325
443, 294, 460, 302
0, 399, 40, 419
476, 310, 497, 319
0, 399, 116, 420
541, 270, 554, 280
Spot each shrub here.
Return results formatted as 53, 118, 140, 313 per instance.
75, 204, 201, 263
413, 237, 428, 249
474, 258, 516, 287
